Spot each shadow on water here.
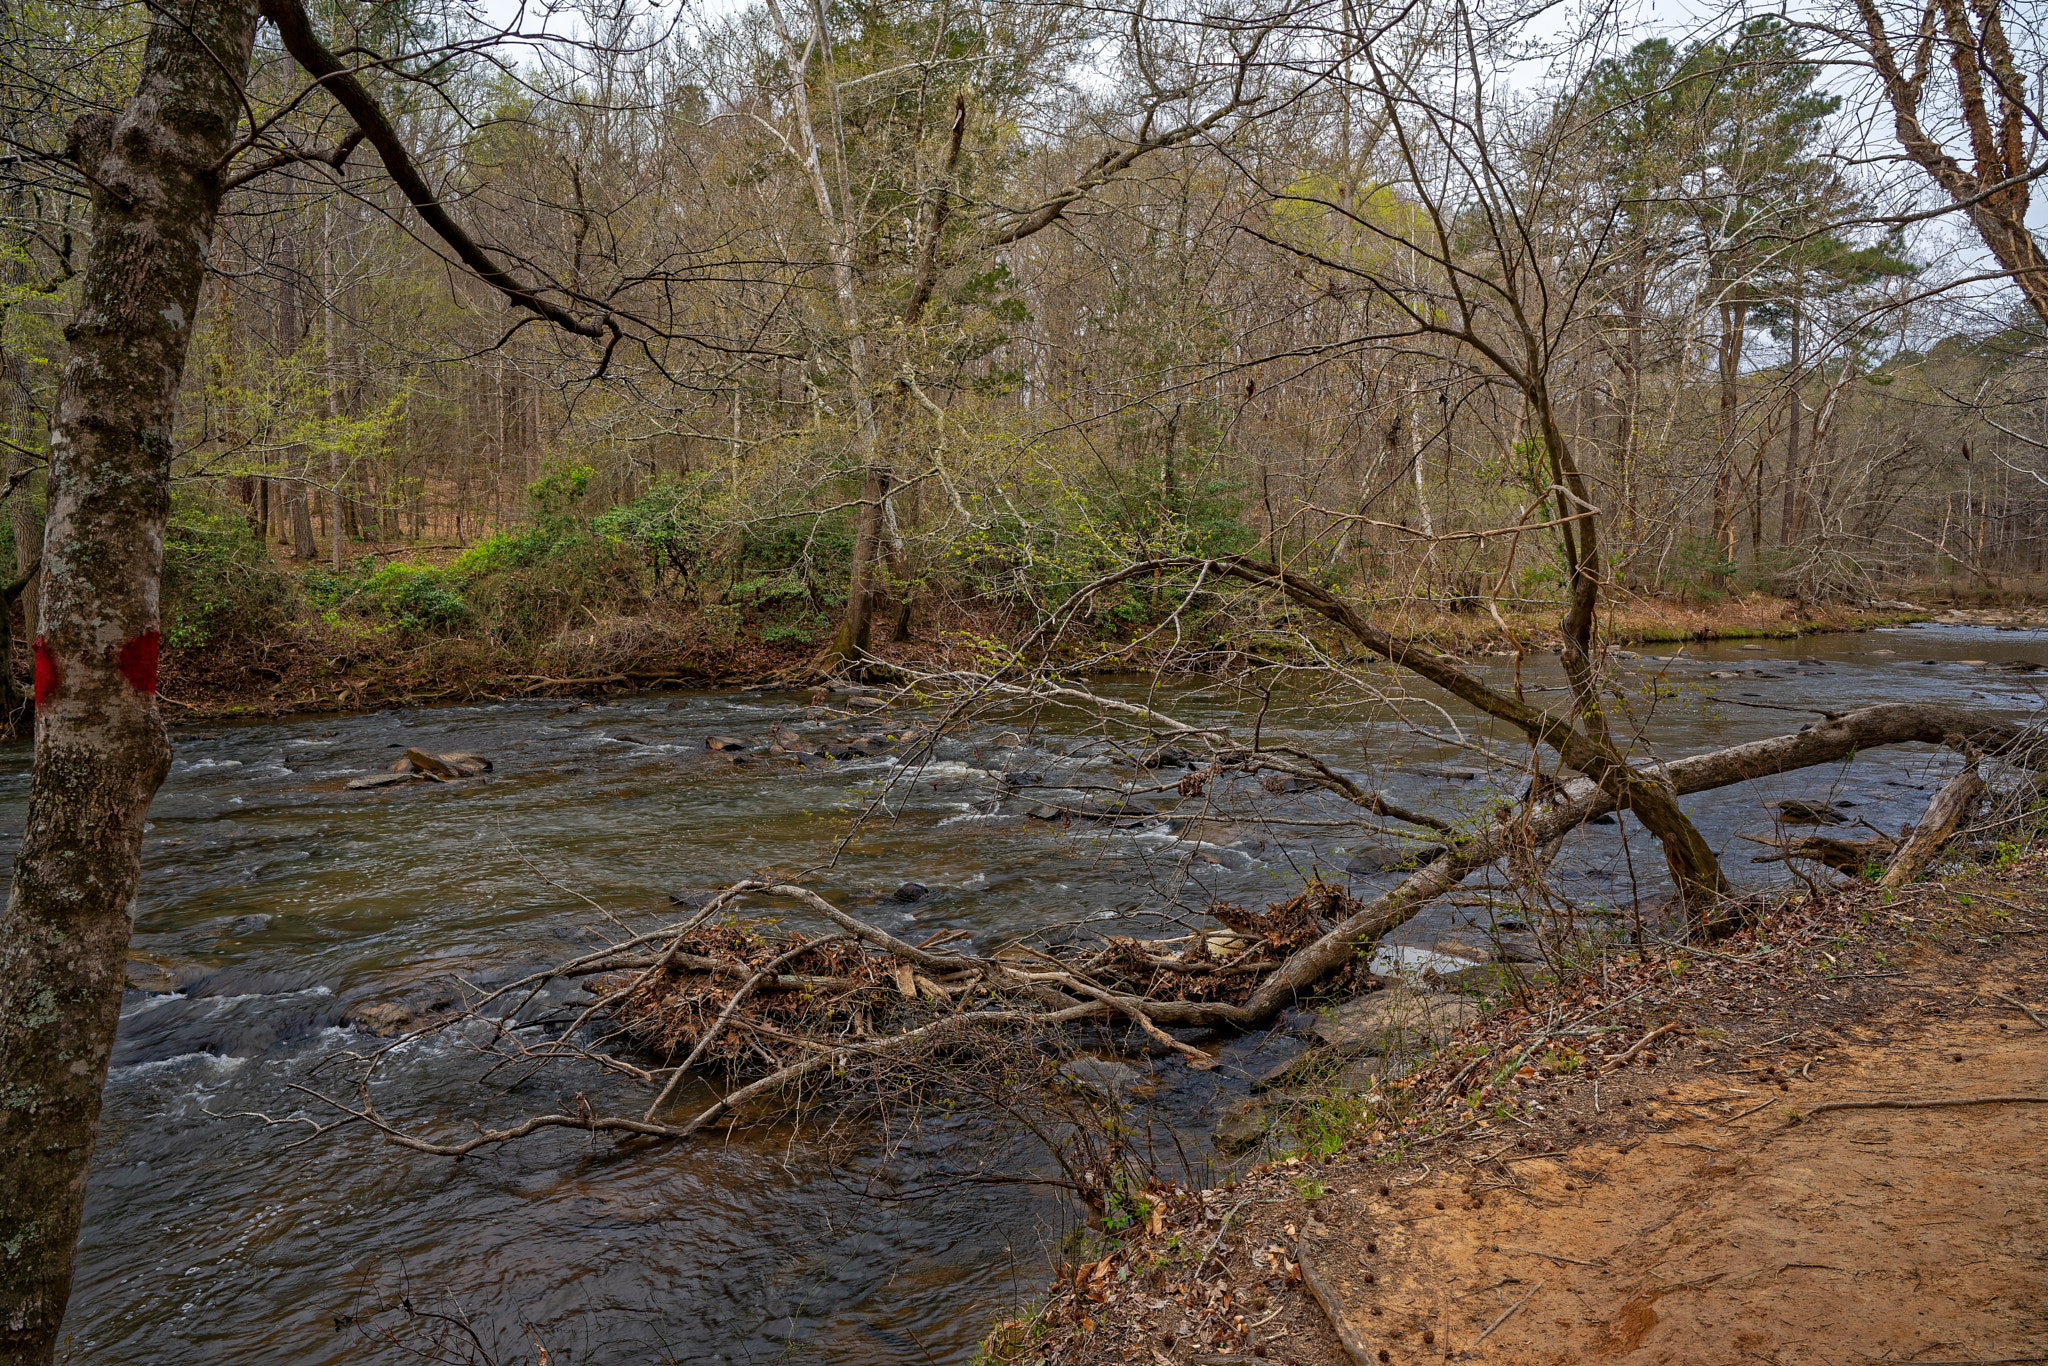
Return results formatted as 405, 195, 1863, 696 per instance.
28, 623, 2042, 1362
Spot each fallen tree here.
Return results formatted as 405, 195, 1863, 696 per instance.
251, 697, 2036, 1162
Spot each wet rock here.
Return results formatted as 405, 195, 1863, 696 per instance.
402, 749, 491, 779
821, 743, 856, 759
705, 735, 748, 751
1027, 804, 1062, 820
611, 734, 652, 745
1213, 1098, 1269, 1153
1764, 797, 1849, 825
1145, 746, 1197, 769
892, 881, 930, 904
1061, 1056, 1145, 1099
1345, 843, 1447, 875
847, 695, 890, 710
1001, 771, 1044, 788
347, 771, 418, 790
670, 889, 724, 909
346, 1001, 415, 1036
1411, 763, 1483, 780
1311, 987, 1476, 1054
1082, 796, 1157, 819
1260, 774, 1302, 794
124, 958, 180, 993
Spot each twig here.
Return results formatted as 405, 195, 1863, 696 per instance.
1471, 1279, 1543, 1346
1716, 1098, 1778, 1126
1784, 1095, 2048, 1125
1295, 1241, 1375, 1366
1192, 1191, 1255, 1281
1601, 1020, 1678, 1072
1990, 991, 2047, 1030
1496, 1245, 1606, 1267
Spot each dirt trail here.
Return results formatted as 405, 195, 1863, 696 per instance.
1315, 994, 2048, 1364
1006, 876, 2048, 1366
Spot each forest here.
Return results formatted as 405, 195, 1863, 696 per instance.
5, 0, 2046, 702
2, 0, 2047, 1361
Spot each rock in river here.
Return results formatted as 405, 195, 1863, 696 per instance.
1311, 987, 1475, 1054
398, 748, 492, 779
1060, 1056, 1147, 1099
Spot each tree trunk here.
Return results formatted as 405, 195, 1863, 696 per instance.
289, 485, 316, 559
1712, 296, 1747, 589
0, 3, 257, 1360
1880, 762, 1986, 888
1779, 292, 1802, 549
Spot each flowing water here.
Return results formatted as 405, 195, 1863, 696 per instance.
27, 624, 2048, 1363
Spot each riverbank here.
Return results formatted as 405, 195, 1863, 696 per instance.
984, 861, 2048, 1366
156, 592, 1933, 721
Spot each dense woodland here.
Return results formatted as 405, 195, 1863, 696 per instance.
5, 0, 2047, 680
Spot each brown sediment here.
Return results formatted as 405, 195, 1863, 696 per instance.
995, 861, 2048, 1366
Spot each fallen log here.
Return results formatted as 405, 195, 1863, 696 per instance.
1740, 831, 1897, 875
1880, 761, 1986, 888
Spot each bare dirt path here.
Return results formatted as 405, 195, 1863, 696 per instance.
1005, 870, 2048, 1366
1318, 998, 2048, 1364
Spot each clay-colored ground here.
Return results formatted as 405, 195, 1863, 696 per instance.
1009, 875, 2048, 1366
1317, 993, 2048, 1364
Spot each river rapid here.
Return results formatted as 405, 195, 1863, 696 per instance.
33, 624, 2048, 1363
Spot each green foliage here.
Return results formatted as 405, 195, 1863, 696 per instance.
592, 472, 718, 592
162, 501, 294, 649
303, 558, 469, 634
527, 461, 594, 515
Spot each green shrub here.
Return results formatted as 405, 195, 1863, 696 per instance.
162, 501, 294, 648
593, 473, 719, 595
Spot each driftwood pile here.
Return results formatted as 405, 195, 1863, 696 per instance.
598, 882, 1380, 1075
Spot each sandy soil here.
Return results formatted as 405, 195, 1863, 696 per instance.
1312, 980, 2048, 1364
1003, 869, 2048, 1366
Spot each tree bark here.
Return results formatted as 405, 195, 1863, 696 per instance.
1712, 296, 1747, 588
1880, 761, 1986, 888
1854, 0, 2048, 331
0, 3, 257, 1360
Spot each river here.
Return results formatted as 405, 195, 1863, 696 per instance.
30, 624, 2046, 1363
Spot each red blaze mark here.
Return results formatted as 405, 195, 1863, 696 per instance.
117, 630, 160, 695
32, 636, 56, 705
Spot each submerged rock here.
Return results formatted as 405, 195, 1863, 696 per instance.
1212, 1098, 1269, 1153
892, 881, 930, 904
1061, 1056, 1146, 1099
346, 771, 417, 790
705, 735, 748, 751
